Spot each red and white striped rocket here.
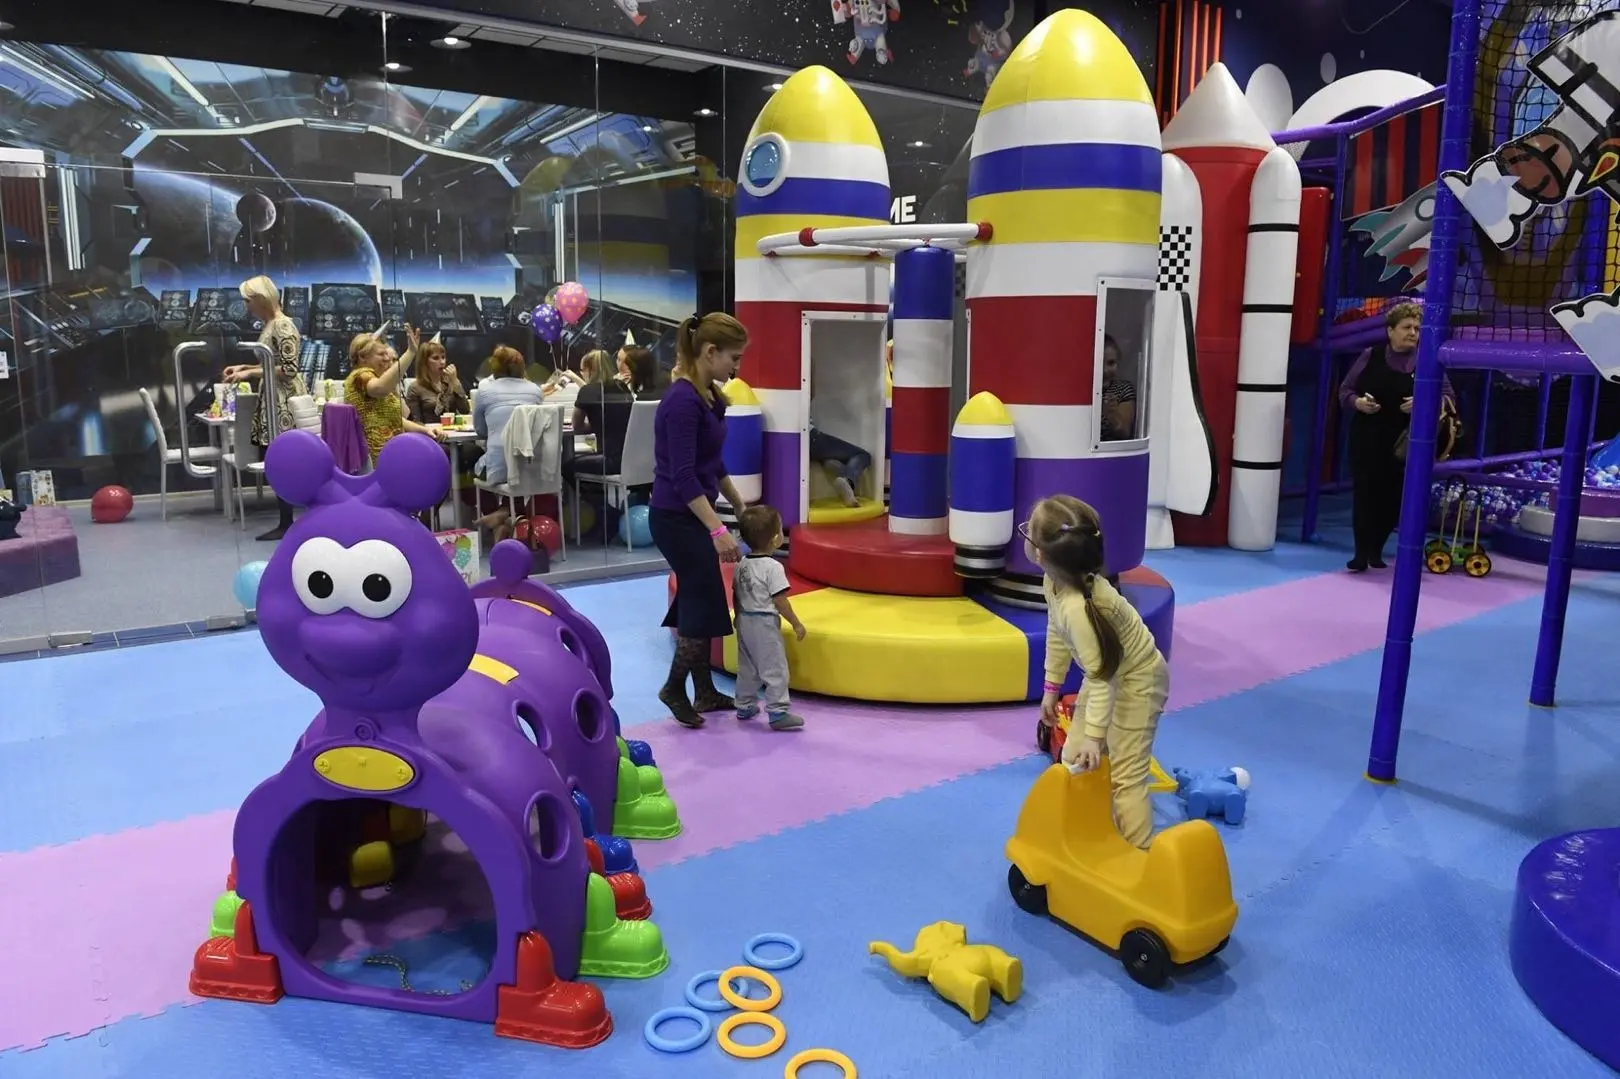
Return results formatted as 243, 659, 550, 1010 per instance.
1161, 63, 1292, 550
732, 67, 891, 532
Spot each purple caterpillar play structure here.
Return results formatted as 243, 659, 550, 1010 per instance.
188, 430, 679, 1048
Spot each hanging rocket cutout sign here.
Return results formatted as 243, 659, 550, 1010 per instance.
1440, 9, 1620, 379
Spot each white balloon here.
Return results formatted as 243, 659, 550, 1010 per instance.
1229, 766, 1252, 791
1245, 64, 1295, 133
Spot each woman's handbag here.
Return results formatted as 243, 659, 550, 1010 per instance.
1394, 398, 1461, 463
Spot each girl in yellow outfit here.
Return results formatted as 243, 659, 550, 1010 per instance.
1025, 495, 1170, 849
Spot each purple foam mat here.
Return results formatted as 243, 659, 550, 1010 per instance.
1488, 525, 1620, 572
0, 506, 81, 600
1511, 829, 1620, 1072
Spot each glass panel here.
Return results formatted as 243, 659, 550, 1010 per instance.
0, 163, 53, 655
1097, 281, 1156, 445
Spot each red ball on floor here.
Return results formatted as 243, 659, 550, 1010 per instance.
514, 514, 563, 555
90, 485, 134, 523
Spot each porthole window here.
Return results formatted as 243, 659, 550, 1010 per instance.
741, 134, 790, 198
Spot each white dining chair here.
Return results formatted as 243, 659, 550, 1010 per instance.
476, 403, 567, 563
222, 393, 267, 526
139, 386, 221, 520
575, 400, 657, 549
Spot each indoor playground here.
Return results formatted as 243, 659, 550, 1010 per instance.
9, 3, 1620, 1078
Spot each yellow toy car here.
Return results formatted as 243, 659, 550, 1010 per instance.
1005, 760, 1238, 988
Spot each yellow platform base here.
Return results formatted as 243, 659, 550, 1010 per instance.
720, 586, 1030, 704
805, 496, 886, 526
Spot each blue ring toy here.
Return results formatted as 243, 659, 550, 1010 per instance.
743, 932, 804, 971
685, 968, 774, 1012
643, 1006, 712, 1053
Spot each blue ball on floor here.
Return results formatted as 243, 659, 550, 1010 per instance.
233, 561, 268, 609
617, 503, 654, 548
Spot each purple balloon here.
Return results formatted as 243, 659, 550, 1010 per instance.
531, 303, 562, 344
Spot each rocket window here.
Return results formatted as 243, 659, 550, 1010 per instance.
741, 134, 790, 198
1096, 280, 1155, 447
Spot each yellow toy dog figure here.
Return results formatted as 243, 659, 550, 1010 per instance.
868, 921, 1023, 1022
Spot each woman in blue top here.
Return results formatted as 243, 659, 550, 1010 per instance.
472, 344, 545, 540
651, 312, 750, 728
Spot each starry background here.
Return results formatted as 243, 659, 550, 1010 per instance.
459, 0, 1160, 102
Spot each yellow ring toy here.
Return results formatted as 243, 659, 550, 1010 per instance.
718, 965, 781, 1011
716, 1011, 787, 1060
785, 1047, 857, 1078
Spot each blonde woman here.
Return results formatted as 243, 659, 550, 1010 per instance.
223, 275, 306, 540
344, 334, 446, 467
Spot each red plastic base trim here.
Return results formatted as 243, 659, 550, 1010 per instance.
494, 932, 613, 1049
788, 516, 961, 596
584, 839, 654, 920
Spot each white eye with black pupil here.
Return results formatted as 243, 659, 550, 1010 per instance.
288, 537, 412, 619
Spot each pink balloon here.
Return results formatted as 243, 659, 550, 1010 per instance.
554, 281, 590, 325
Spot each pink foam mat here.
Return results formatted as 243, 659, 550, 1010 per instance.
0, 564, 1549, 1053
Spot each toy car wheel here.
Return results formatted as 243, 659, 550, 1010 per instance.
1425, 550, 1452, 575
1007, 864, 1047, 916
1423, 538, 1445, 556
1464, 552, 1492, 578
1035, 721, 1052, 754
1119, 928, 1172, 989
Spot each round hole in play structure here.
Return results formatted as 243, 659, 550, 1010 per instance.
573, 690, 606, 744
527, 792, 571, 863
514, 701, 550, 751
557, 626, 584, 659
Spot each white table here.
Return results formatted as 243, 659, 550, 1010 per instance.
425, 425, 480, 530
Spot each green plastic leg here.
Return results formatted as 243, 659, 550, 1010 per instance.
577, 873, 669, 979
211, 890, 244, 939
612, 756, 682, 839
617, 736, 631, 761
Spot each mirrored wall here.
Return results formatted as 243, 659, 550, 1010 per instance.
0, 1, 983, 652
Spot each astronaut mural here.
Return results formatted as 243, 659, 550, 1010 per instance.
964, 1, 1015, 90
833, 0, 902, 66
1441, 8, 1620, 378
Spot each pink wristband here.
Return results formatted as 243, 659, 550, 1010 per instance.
1042, 681, 1062, 694
709, 525, 728, 538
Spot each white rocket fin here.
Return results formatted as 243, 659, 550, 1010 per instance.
1164, 290, 1219, 517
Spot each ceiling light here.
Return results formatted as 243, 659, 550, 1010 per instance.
0, 20, 14, 32
764, 82, 783, 92
432, 35, 470, 50
642, 124, 656, 133
909, 140, 930, 148
694, 107, 717, 118
383, 61, 411, 74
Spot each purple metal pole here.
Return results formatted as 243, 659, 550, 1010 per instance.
1535, 374, 1552, 450
1367, 0, 1480, 783
1437, 341, 1598, 374
1273, 86, 1448, 146
1301, 134, 1351, 543
1530, 374, 1597, 706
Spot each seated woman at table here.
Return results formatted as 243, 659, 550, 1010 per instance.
622, 345, 665, 400
404, 333, 469, 424
472, 345, 547, 540
566, 349, 634, 491
344, 334, 447, 468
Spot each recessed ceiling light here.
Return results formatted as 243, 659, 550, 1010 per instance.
764, 82, 783, 92
642, 124, 656, 133
0, 19, 14, 32
432, 35, 471, 50
694, 107, 717, 118
909, 140, 930, 148
383, 61, 411, 74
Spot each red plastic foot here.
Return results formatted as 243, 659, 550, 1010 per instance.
225, 857, 237, 892
495, 932, 613, 1048
189, 900, 284, 1004
584, 840, 652, 919
608, 872, 653, 921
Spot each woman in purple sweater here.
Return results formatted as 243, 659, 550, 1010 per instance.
1337, 302, 1455, 572
651, 312, 751, 728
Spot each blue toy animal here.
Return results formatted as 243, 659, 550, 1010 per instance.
1172, 767, 1250, 826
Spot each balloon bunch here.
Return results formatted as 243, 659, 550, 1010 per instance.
529, 280, 592, 344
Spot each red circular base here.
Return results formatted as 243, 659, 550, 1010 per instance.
786, 517, 961, 597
